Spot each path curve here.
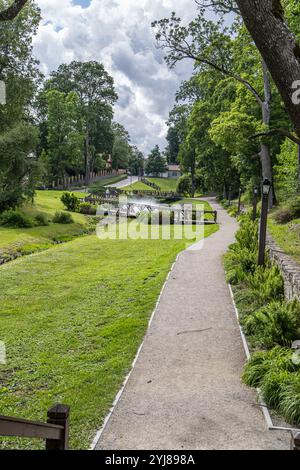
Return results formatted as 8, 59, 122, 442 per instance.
95, 198, 290, 450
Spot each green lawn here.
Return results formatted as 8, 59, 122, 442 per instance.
0, 191, 90, 260
122, 181, 151, 191
123, 178, 179, 193
0, 206, 218, 449
147, 177, 178, 192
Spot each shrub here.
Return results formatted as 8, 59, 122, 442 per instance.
78, 202, 97, 215
279, 373, 300, 425
0, 210, 34, 228
274, 207, 294, 224
176, 175, 193, 197
61, 192, 79, 212
235, 220, 258, 251
290, 196, 300, 219
52, 211, 74, 224
260, 370, 293, 409
243, 300, 300, 348
242, 347, 297, 388
34, 214, 49, 226
246, 264, 284, 304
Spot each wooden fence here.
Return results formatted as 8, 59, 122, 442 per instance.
52, 169, 126, 190
0, 404, 70, 450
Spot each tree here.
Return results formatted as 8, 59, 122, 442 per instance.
145, 146, 168, 176
197, 0, 300, 142
0, 0, 41, 211
128, 146, 144, 175
0, 0, 28, 21
46, 61, 118, 184
0, 123, 39, 212
44, 90, 85, 182
152, 12, 289, 204
165, 125, 180, 164
111, 122, 131, 170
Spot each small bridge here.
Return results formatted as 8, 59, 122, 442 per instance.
81, 195, 217, 224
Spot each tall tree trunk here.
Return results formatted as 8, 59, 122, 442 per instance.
84, 134, 90, 186
298, 144, 300, 192
260, 60, 275, 207
236, 0, 300, 140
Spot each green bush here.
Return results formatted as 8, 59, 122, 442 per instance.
242, 347, 297, 388
78, 202, 97, 215
0, 210, 34, 228
34, 214, 49, 226
176, 175, 193, 197
52, 211, 74, 224
243, 300, 300, 348
279, 373, 300, 425
246, 264, 284, 304
260, 370, 293, 409
274, 207, 294, 224
61, 192, 79, 212
290, 196, 300, 218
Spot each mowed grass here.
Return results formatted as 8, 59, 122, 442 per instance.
0, 191, 89, 257
0, 217, 218, 449
147, 177, 178, 192
123, 178, 179, 192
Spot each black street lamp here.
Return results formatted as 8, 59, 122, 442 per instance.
237, 188, 242, 214
252, 187, 258, 221
258, 178, 271, 266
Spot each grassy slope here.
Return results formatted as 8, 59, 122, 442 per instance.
0, 191, 88, 258
268, 216, 300, 264
0, 207, 218, 449
147, 177, 178, 192
122, 181, 151, 191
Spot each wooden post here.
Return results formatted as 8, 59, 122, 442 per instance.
291, 432, 300, 450
46, 404, 70, 450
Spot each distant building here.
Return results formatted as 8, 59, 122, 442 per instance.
106, 154, 112, 169
167, 164, 181, 179
145, 164, 181, 179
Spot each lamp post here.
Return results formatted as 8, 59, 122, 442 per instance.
252, 187, 258, 221
258, 178, 271, 266
237, 188, 242, 214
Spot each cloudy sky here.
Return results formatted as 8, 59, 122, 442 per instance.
32, 0, 200, 155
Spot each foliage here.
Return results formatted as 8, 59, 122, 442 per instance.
34, 214, 49, 226
176, 175, 193, 197
52, 211, 74, 224
78, 202, 97, 215
0, 209, 34, 228
145, 145, 168, 176
274, 207, 294, 224
274, 139, 298, 202
242, 347, 297, 388
61, 192, 80, 212
243, 300, 300, 348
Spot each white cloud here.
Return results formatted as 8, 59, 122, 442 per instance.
33, 0, 198, 154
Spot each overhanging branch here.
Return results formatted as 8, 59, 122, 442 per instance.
251, 128, 300, 146
0, 0, 28, 21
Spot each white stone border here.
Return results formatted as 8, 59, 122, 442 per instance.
228, 284, 300, 433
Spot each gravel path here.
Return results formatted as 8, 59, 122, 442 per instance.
109, 176, 139, 188
95, 198, 290, 450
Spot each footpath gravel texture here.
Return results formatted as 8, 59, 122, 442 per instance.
96, 198, 290, 450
